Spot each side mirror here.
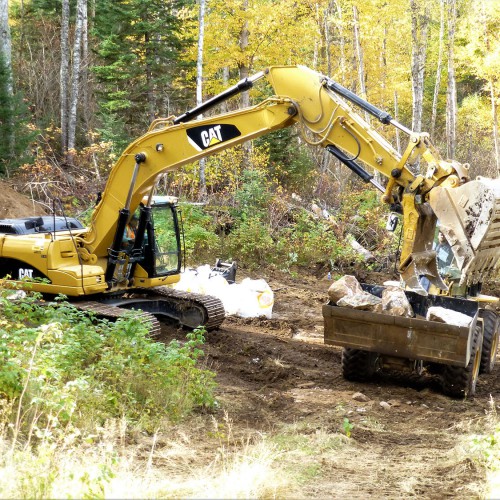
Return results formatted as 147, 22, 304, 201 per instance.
386, 213, 399, 232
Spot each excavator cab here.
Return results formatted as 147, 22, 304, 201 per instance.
106, 197, 182, 287
128, 198, 182, 280
146, 199, 182, 277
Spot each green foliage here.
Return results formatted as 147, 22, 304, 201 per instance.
275, 210, 349, 270
95, 111, 131, 156
180, 203, 221, 264
342, 418, 354, 438
172, 183, 396, 274
0, 291, 216, 440
255, 128, 316, 193
338, 188, 397, 259
92, 0, 195, 143
0, 53, 36, 175
226, 216, 275, 269
233, 169, 272, 221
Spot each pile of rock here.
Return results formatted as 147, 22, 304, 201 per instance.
328, 275, 413, 317
328, 275, 473, 327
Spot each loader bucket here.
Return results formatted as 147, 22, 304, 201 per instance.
428, 177, 500, 285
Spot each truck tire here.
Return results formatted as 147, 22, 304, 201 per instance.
480, 310, 499, 374
341, 348, 378, 382
441, 325, 482, 398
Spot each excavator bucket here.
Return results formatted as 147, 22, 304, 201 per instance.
401, 250, 448, 295
398, 200, 448, 295
428, 177, 500, 285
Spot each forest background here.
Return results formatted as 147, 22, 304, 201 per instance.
0, 0, 499, 273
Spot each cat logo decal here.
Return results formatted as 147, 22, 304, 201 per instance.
186, 124, 241, 151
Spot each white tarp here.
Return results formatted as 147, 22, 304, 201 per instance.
172, 265, 274, 319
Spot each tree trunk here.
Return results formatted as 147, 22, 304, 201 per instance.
410, 0, 429, 134
353, 6, 380, 182
67, 0, 85, 157
394, 91, 401, 154
197, 0, 207, 198
145, 31, 155, 124
431, 0, 445, 139
81, 0, 90, 141
333, 0, 346, 85
446, 0, 457, 160
0, 0, 13, 175
239, 0, 250, 108
221, 66, 229, 113
380, 26, 387, 100
352, 6, 368, 120
490, 84, 500, 176
60, 0, 70, 152
239, 0, 251, 171
0, 0, 12, 87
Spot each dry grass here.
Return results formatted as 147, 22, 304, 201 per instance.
1, 401, 498, 499
455, 396, 500, 500
0, 412, 290, 499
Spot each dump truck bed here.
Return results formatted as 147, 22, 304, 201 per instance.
323, 284, 479, 367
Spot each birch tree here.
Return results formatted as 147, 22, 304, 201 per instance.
333, 0, 346, 85
0, 0, 11, 90
239, 0, 251, 170
81, 0, 90, 134
352, 5, 368, 120
0, 0, 35, 175
67, 0, 86, 154
60, 0, 70, 152
0, 0, 14, 174
197, 0, 207, 197
446, 0, 457, 159
410, 0, 430, 134
430, 0, 445, 139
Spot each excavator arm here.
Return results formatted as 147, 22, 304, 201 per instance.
80, 65, 500, 293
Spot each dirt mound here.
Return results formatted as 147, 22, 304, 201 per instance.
0, 180, 46, 218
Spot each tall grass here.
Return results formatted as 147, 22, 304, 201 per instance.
0, 288, 217, 497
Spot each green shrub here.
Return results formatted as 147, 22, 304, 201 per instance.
179, 203, 221, 264
233, 169, 272, 221
278, 210, 355, 269
0, 291, 216, 440
226, 216, 275, 269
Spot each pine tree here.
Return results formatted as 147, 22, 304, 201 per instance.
0, 52, 35, 175
92, 0, 196, 149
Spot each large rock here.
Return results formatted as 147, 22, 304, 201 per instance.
347, 234, 375, 262
337, 291, 382, 312
381, 287, 413, 317
328, 275, 363, 303
426, 307, 473, 327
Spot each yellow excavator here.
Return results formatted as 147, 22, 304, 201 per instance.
1, 65, 499, 394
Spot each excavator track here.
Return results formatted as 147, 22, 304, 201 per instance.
73, 301, 162, 338
84, 286, 226, 331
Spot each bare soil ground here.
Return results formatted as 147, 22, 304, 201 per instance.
3, 182, 497, 496
0, 180, 47, 218
159, 270, 499, 498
